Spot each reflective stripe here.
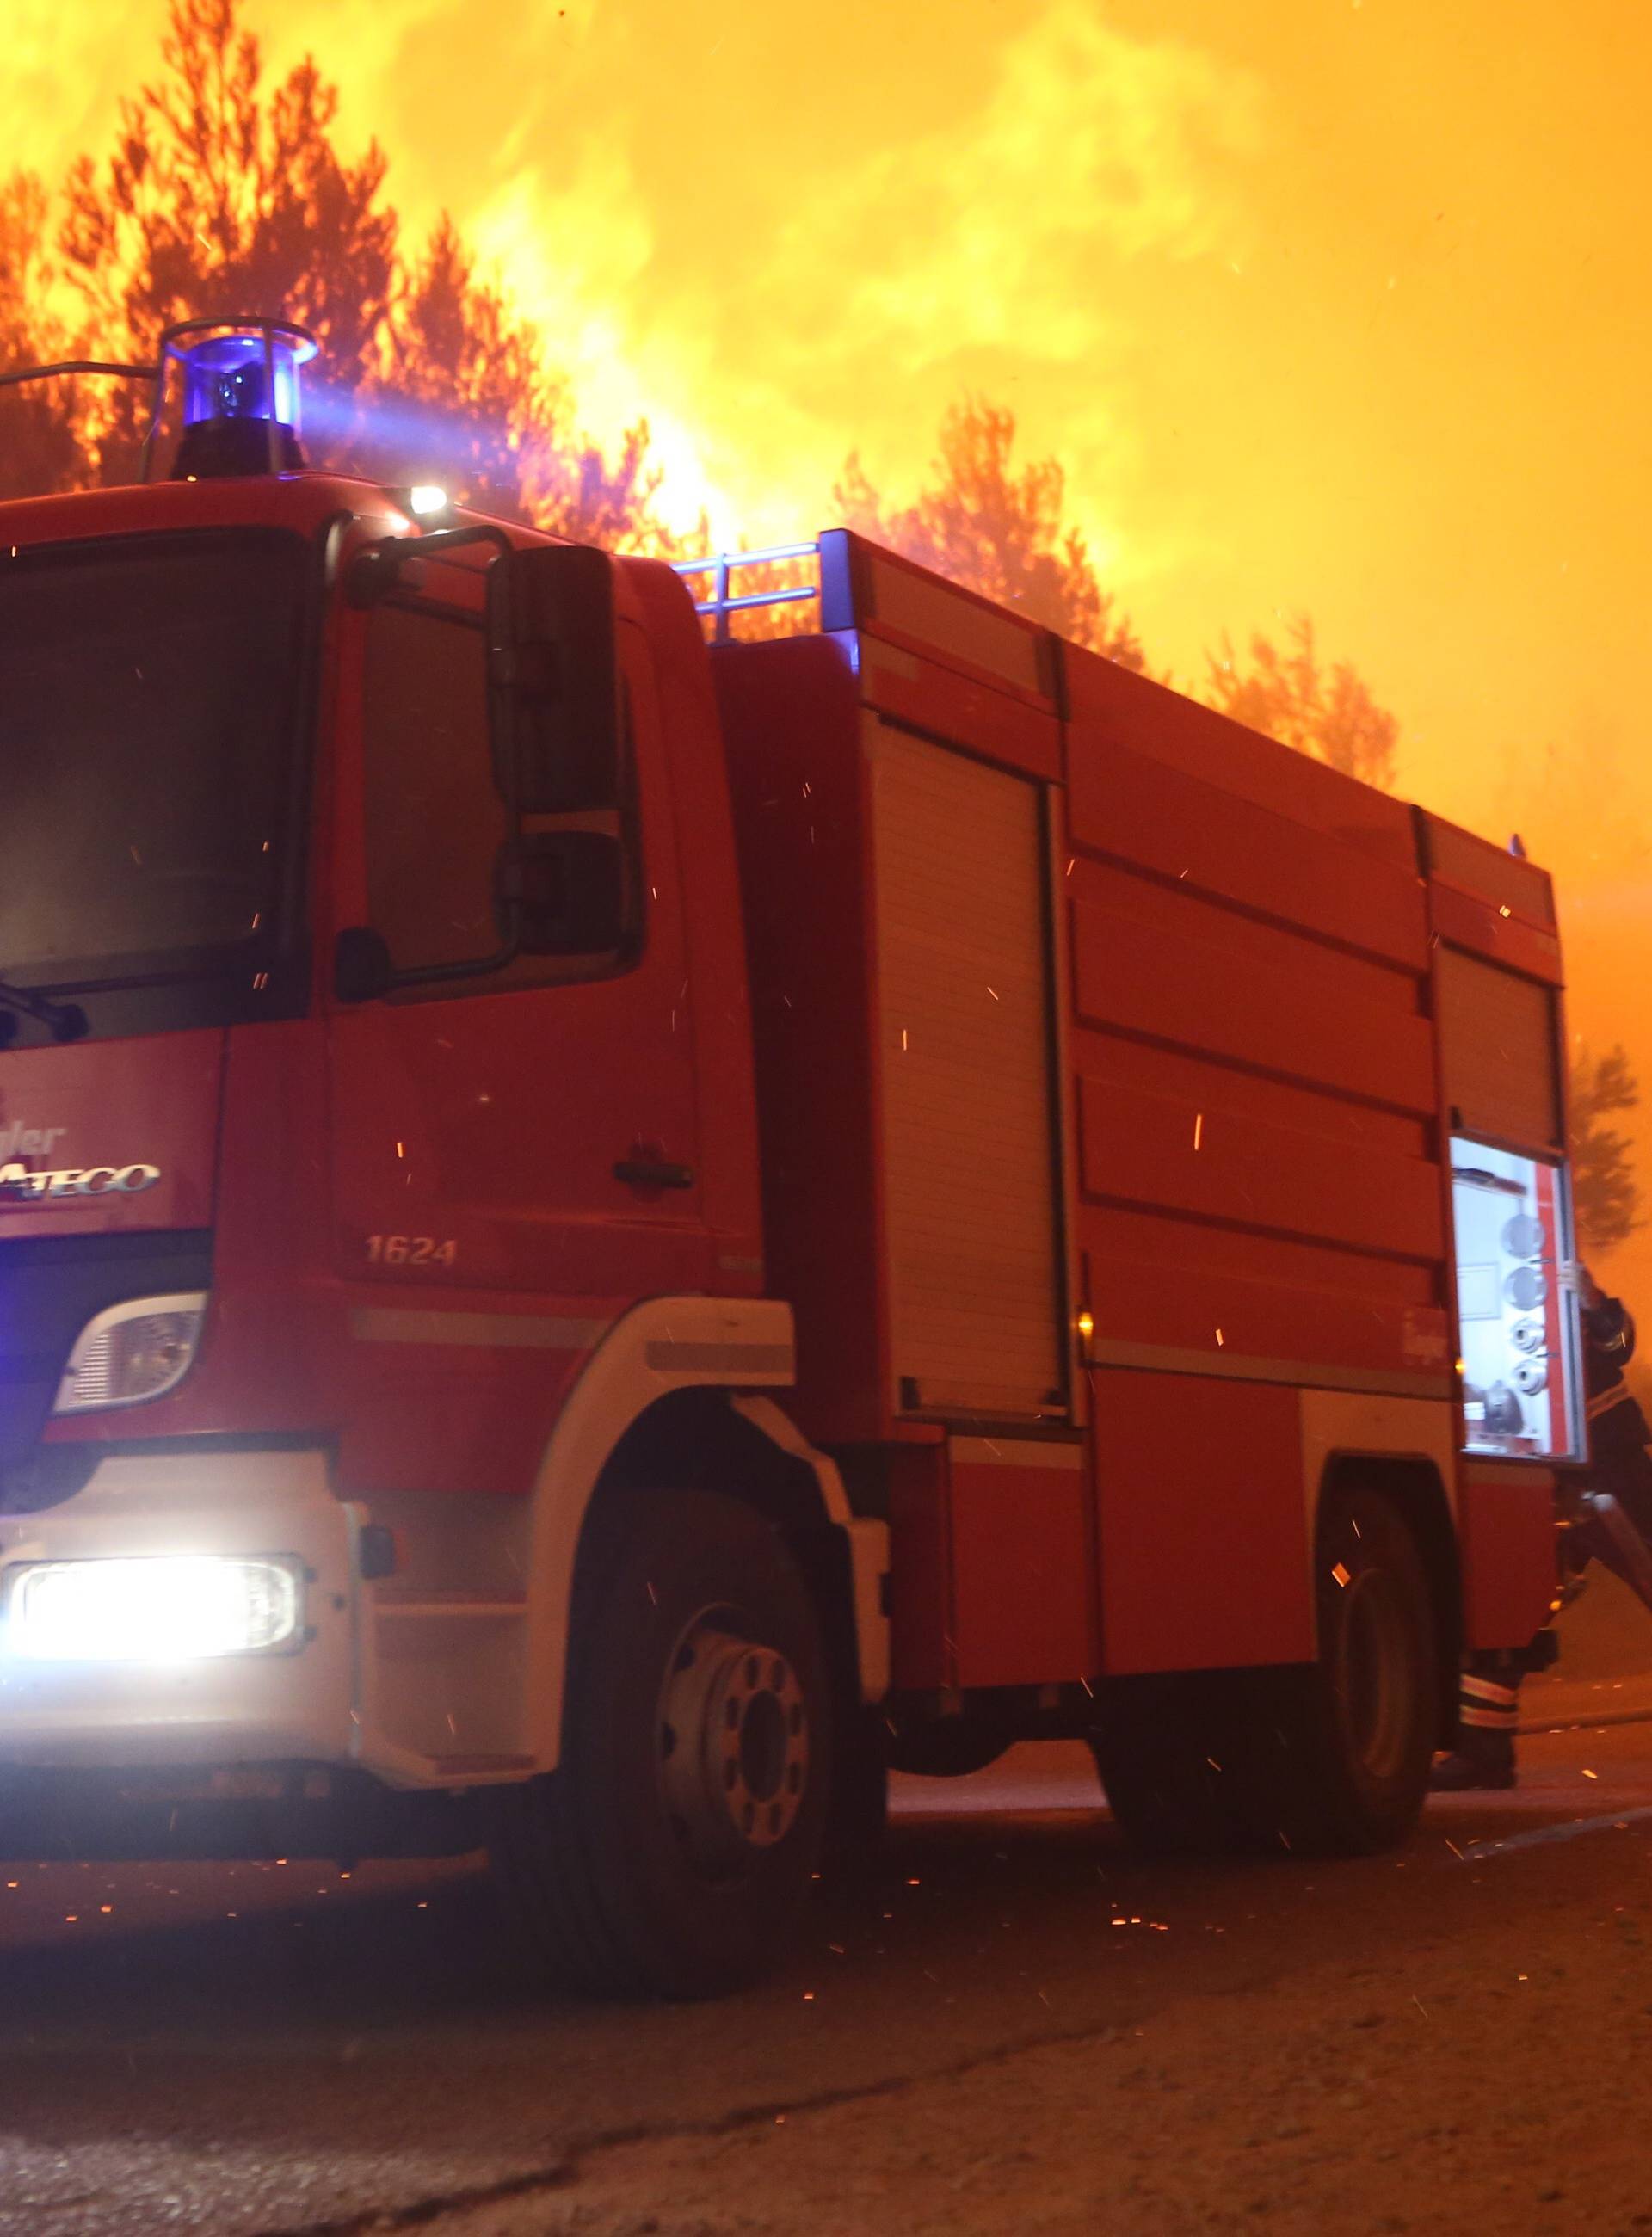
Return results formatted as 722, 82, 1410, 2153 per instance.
1588, 1383, 1633, 1420
642, 1340, 794, 1376
351, 1309, 611, 1350
1461, 1703, 1519, 1729
1462, 1673, 1520, 1708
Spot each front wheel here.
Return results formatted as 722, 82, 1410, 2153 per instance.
491, 1489, 831, 1999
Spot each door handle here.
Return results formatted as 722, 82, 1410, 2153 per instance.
613, 1156, 695, 1191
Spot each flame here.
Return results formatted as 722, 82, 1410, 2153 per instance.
453, 2, 1261, 561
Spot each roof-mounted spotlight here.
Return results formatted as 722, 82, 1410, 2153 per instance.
164, 318, 317, 481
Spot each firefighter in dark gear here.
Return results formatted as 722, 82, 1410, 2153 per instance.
1432, 1267, 1652, 1793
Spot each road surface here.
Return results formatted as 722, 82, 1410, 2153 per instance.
3, 1662, 1652, 2237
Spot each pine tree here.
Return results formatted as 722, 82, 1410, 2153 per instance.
834, 398, 1145, 667
59, 0, 395, 481
50, 0, 680, 551
1205, 615, 1398, 789
352, 214, 563, 521
1569, 1043, 1643, 1254
0, 170, 94, 498
367, 216, 682, 551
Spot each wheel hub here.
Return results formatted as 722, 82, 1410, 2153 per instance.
657, 1619, 809, 1872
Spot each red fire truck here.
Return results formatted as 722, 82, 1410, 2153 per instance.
0, 322, 1577, 1994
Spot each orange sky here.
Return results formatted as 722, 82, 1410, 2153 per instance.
10, 0, 1652, 1255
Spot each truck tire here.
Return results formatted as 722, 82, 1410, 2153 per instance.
1088, 1671, 1251, 1856
1254, 1480, 1440, 1854
1092, 1485, 1439, 1859
490, 1488, 830, 1999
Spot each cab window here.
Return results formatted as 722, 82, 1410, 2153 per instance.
361, 600, 506, 977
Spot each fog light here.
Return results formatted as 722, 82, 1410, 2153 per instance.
6, 1556, 301, 1661
54, 1292, 207, 1414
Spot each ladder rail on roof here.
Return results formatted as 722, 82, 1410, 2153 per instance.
671, 539, 823, 644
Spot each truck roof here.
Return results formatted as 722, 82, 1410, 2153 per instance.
0, 470, 578, 558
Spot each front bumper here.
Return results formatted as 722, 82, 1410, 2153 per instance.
0, 1448, 361, 1777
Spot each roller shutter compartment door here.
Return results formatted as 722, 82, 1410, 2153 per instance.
868, 715, 1063, 1417
1435, 947, 1561, 1151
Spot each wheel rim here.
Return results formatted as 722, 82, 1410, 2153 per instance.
1335, 1566, 1416, 1783
656, 1612, 810, 1876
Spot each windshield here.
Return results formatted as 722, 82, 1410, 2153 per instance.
0, 530, 307, 990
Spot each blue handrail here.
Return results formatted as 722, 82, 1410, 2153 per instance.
671, 540, 821, 643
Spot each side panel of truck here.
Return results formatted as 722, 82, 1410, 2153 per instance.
714, 535, 1581, 1697
1062, 644, 1454, 1673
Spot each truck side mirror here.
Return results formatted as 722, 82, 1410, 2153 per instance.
487, 545, 623, 816
497, 831, 628, 957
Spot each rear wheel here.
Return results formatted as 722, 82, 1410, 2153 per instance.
1094, 1484, 1439, 1858
491, 1489, 831, 1999
1088, 1670, 1254, 1856
1270, 1481, 1440, 1852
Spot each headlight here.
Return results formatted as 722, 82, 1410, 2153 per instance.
5, 1556, 302, 1661
53, 1292, 208, 1414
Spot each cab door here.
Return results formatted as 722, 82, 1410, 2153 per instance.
324, 559, 712, 1490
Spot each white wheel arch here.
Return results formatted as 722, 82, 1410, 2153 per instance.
521, 1296, 888, 1771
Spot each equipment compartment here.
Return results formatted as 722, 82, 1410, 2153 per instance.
1451, 1140, 1581, 1459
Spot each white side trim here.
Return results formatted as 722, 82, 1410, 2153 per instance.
521, 1295, 798, 1768
727, 1394, 851, 1525
1298, 1390, 1458, 1525
732, 1395, 891, 1704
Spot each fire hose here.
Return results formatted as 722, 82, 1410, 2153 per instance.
1569, 1490, 1652, 1618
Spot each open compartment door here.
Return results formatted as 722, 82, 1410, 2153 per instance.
1451, 1143, 1581, 1459
1437, 945, 1581, 1461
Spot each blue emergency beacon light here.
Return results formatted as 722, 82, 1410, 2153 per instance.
0, 315, 319, 483
163, 318, 317, 480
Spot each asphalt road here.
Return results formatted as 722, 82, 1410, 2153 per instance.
5, 1689, 1652, 2237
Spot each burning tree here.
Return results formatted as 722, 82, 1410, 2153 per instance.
835, 397, 1146, 667
57, 0, 395, 484
354, 213, 570, 525
358, 214, 683, 549
0, 170, 89, 501
1205, 614, 1399, 790
12, 0, 678, 550
1569, 1042, 1643, 1255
